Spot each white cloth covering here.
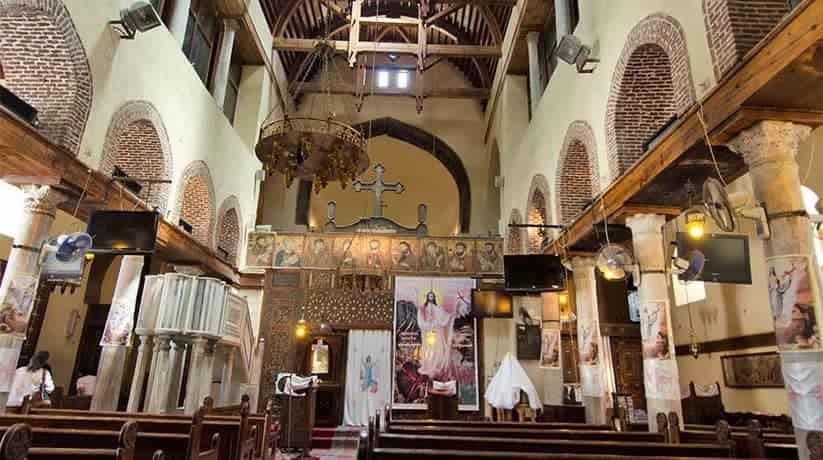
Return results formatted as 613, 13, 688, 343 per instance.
275, 373, 318, 397
484, 352, 542, 410
7, 367, 54, 406
343, 330, 391, 426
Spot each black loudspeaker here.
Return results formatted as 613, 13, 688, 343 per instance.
0, 85, 38, 125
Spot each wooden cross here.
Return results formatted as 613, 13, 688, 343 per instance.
353, 163, 405, 217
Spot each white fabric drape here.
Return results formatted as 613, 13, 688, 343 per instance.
343, 330, 392, 426
485, 352, 542, 410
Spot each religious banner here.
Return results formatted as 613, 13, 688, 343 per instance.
344, 330, 392, 426
390, 238, 419, 271
781, 357, 823, 431
578, 320, 600, 366
540, 326, 561, 369
100, 256, 145, 346
640, 300, 673, 360
447, 240, 474, 273
419, 239, 448, 272
767, 255, 822, 351
303, 235, 335, 269
0, 273, 39, 336
245, 232, 275, 268
475, 239, 504, 273
393, 276, 478, 410
580, 364, 603, 397
643, 359, 680, 400
273, 234, 304, 269
0, 347, 18, 392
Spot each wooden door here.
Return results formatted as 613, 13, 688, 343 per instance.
298, 332, 347, 426
68, 304, 110, 395
610, 337, 646, 411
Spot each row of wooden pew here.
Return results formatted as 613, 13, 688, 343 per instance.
0, 395, 277, 460
361, 413, 799, 459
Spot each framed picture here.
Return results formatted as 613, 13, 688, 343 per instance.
721, 352, 784, 388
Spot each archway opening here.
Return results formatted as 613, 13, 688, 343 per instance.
559, 139, 595, 224
180, 175, 213, 247
217, 207, 241, 264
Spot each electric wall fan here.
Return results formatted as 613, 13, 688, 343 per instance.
596, 243, 639, 284
703, 178, 770, 239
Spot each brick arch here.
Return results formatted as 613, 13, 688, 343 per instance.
506, 208, 525, 255
702, 0, 789, 80
556, 121, 599, 225
605, 14, 696, 181
0, 0, 93, 155
173, 161, 217, 249
525, 174, 550, 254
99, 101, 173, 213
216, 195, 242, 266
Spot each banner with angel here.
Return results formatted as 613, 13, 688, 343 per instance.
393, 276, 478, 410
768, 255, 822, 351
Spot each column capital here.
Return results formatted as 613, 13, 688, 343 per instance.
625, 213, 665, 236
20, 185, 67, 216
571, 256, 596, 271
222, 18, 241, 31
726, 120, 812, 168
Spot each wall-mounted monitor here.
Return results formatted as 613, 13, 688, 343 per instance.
676, 232, 752, 285
504, 254, 566, 292
471, 288, 513, 318
87, 210, 159, 254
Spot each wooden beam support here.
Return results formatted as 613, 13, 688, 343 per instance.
547, 0, 823, 253
317, 0, 347, 21
0, 108, 240, 283
298, 82, 490, 98
425, 3, 465, 25
348, 0, 362, 66
274, 0, 308, 37
274, 37, 501, 57
478, 4, 503, 45
709, 106, 823, 145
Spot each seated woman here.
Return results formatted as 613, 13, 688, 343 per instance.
8, 351, 54, 406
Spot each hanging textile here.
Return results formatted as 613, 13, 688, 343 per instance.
343, 330, 392, 426
485, 352, 542, 410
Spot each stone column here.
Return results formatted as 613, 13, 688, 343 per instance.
91, 255, 145, 411
167, 0, 193, 46
145, 335, 173, 413
727, 120, 818, 459
219, 347, 236, 405
626, 213, 682, 432
166, 338, 187, 412
126, 334, 154, 412
183, 336, 209, 414
203, 339, 218, 403
571, 256, 608, 424
542, 293, 564, 406
212, 19, 240, 110
0, 185, 66, 412
554, 0, 571, 43
526, 31, 543, 114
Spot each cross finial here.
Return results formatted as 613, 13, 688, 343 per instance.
352, 163, 405, 217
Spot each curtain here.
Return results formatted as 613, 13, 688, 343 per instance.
343, 330, 392, 426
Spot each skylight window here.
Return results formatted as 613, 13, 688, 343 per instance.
377, 70, 390, 88
396, 71, 409, 89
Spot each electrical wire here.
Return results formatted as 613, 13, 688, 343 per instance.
695, 95, 728, 187
802, 137, 815, 185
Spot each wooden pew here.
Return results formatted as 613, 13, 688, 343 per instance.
388, 419, 613, 431
386, 424, 666, 443
664, 412, 796, 459
373, 432, 733, 457
29, 395, 275, 460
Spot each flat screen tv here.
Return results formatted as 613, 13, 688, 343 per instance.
504, 254, 566, 292
676, 232, 752, 284
87, 210, 159, 254
471, 288, 513, 318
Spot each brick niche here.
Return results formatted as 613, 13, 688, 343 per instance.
506, 208, 525, 255
174, 161, 216, 249
0, 0, 93, 155
217, 203, 241, 265
526, 174, 550, 254
605, 14, 695, 182
556, 120, 599, 225
703, 0, 789, 79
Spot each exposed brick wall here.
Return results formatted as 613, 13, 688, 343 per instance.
216, 195, 242, 266
703, 0, 788, 79
605, 14, 695, 182
0, 0, 92, 155
526, 174, 550, 254
506, 208, 525, 255
556, 120, 599, 226
100, 101, 172, 213
173, 161, 216, 249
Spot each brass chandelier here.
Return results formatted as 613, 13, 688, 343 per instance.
255, 42, 369, 192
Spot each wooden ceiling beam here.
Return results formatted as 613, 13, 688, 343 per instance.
317, 0, 348, 21
298, 82, 490, 98
478, 4, 503, 44
709, 106, 823, 145
274, 37, 501, 57
546, 0, 823, 253
274, 0, 308, 36
425, 3, 465, 25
